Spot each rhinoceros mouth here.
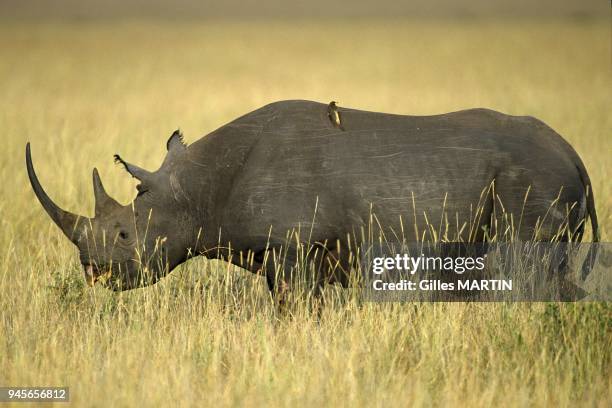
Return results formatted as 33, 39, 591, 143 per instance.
82, 263, 112, 287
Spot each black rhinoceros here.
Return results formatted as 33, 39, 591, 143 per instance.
26, 100, 599, 294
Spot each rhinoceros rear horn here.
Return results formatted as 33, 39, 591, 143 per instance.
92, 168, 121, 217
25, 143, 85, 244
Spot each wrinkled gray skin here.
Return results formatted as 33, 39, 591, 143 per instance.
26, 100, 599, 293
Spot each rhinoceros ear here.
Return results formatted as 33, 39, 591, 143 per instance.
162, 129, 188, 167
166, 129, 187, 151
93, 168, 121, 216
113, 154, 152, 181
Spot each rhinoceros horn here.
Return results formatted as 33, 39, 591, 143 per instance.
25, 143, 85, 244
92, 168, 121, 217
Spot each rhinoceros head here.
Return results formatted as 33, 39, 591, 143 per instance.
26, 131, 192, 291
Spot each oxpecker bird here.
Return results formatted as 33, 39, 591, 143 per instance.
327, 101, 345, 131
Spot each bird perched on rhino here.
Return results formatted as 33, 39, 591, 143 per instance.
327, 101, 345, 130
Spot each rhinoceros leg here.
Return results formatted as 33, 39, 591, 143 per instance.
256, 240, 341, 311
492, 168, 589, 300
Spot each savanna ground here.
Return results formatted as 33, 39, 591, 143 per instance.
0, 18, 610, 407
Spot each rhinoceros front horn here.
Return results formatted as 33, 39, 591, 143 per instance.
25, 143, 85, 244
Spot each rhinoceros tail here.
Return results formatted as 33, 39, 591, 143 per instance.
576, 163, 599, 280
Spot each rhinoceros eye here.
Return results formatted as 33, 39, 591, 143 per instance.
136, 184, 148, 197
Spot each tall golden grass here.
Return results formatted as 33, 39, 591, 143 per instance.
0, 19, 610, 406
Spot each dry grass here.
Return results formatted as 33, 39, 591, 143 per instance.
0, 19, 610, 407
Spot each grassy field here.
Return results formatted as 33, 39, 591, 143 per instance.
0, 19, 610, 406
